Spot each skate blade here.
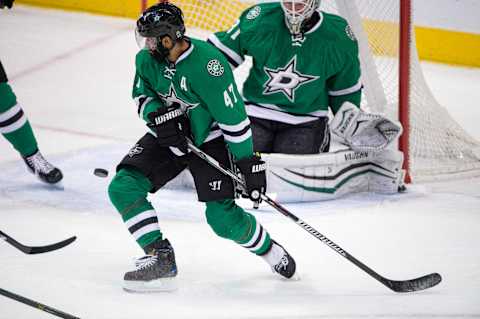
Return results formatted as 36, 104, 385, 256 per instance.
283, 271, 301, 281
123, 277, 177, 293
289, 272, 301, 281
273, 270, 301, 281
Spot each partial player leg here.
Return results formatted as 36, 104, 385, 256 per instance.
108, 134, 187, 292
0, 61, 62, 184
189, 138, 297, 279
249, 116, 276, 153
204, 200, 297, 279
273, 117, 330, 154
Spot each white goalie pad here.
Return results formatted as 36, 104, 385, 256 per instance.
166, 148, 405, 203
330, 102, 403, 152
261, 148, 405, 202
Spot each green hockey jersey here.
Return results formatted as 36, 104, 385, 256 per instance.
208, 2, 362, 124
132, 38, 253, 160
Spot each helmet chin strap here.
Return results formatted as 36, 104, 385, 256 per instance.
151, 47, 170, 62
149, 35, 175, 62
151, 36, 190, 63
152, 43, 171, 61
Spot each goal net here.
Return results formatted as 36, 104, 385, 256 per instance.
148, 0, 480, 182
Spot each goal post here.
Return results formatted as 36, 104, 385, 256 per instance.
399, 0, 412, 183
140, 0, 480, 183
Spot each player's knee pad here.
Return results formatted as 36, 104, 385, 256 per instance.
205, 200, 253, 241
108, 168, 152, 214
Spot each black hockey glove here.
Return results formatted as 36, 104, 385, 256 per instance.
147, 104, 190, 154
235, 155, 267, 204
0, 0, 14, 9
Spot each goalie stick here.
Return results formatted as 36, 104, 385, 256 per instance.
186, 140, 442, 293
0, 287, 80, 319
0, 230, 76, 254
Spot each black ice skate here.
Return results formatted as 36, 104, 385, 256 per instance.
123, 238, 178, 292
262, 240, 298, 280
23, 150, 63, 184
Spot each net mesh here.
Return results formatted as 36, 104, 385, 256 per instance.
167, 0, 480, 181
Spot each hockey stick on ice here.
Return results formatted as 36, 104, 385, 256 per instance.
0, 230, 76, 254
187, 140, 442, 293
0, 287, 80, 319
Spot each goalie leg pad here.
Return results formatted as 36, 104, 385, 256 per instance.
262, 149, 405, 202
366, 149, 405, 194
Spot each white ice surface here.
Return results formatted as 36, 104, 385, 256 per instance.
1, 5, 480, 319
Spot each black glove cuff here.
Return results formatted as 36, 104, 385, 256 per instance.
235, 155, 266, 176
235, 155, 266, 202
147, 106, 191, 153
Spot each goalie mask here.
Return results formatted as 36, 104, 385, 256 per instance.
281, 0, 321, 34
135, 2, 186, 60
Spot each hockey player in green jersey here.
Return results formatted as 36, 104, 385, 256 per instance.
208, 0, 404, 200
208, 0, 401, 155
0, 0, 63, 184
108, 2, 296, 292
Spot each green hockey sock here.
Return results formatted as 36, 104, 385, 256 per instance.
0, 83, 38, 156
205, 199, 271, 255
108, 168, 162, 249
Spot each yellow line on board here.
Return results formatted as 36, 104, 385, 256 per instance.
16, 0, 480, 67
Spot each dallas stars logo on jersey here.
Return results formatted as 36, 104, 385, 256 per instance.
158, 84, 198, 112
263, 55, 319, 102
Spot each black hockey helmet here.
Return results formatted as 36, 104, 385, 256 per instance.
135, 2, 186, 59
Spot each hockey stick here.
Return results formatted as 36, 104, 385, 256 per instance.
0, 230, 76, 254
0, 287, 80, 319
187, 140, 442, 293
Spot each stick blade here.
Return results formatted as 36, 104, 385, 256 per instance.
387, 273, 442, 293
27, 236, 77, 254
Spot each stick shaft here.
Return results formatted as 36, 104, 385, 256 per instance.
0, 287, 80, 319
186, 141, 441, 292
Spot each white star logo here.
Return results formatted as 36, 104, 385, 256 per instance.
158, 84, 198, 112
263, 55, 319, 102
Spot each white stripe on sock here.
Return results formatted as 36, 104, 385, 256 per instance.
132, 224, 160, 240
240, 222, 261, 248
125, 210, 157, 229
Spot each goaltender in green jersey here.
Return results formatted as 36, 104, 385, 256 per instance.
208, 0, 405, 200
208, 0, 364, 154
